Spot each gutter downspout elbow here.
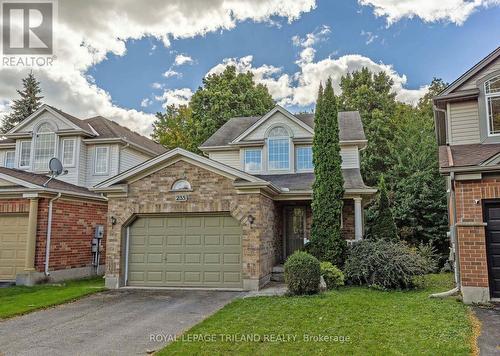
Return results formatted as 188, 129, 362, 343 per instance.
44, 192, 62, 276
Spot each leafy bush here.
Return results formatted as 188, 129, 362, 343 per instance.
344, 239, 432, 290
320, 262, 344, 289
416, 243, 439, 273
284, 251, 321, 295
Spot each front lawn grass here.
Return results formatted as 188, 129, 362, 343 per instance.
0, 276, 105, 319
161, 274, 473, 355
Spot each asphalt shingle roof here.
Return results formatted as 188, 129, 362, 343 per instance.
438, 143, 500, 168
200, 110, 366, 147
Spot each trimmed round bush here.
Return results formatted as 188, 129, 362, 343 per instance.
320, 262, 344, 289
284, 251, 321, 295
344, 239, 432, 290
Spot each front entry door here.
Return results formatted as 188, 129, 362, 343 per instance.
284, 206, 306, 259
484, 202, 500, 298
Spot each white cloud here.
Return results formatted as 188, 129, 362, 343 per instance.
163, 69, 182, 78
0, 0, 316, 134
152, 82, 165, 89
361, 30, 379, 44
358, 0, 500, 25
292, 25, 331, 48
155, 88, 194, 107
174, 54, 194, 66
141, 98, 153, 107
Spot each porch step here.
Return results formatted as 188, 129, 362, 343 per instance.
271, 265, 285, 282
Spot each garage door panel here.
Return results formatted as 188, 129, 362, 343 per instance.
0, 214, 28, 281
128, 215, 242, 288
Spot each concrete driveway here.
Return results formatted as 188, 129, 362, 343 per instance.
0, 289, 242, 356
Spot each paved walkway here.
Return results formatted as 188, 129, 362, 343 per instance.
474, 303, 500, 355
0, 289, 242, 356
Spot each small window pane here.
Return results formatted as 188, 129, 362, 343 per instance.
296, 147, 313, 170
5, 151, 15, 168
488, 96, 500, 135
244, 149, 262, 172
33, 125, 55, 171
62, 139, 75, 166
19, 141, 31, 167
172, 179, 191, 191
268, 126, 288, 137
268, 138, 289, 170
95, 147, 109, 174
486, 75, 500, 94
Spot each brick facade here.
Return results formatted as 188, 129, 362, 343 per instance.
106, 160, 281, 288
453, 178, 498, 291
34, 198, 108, 272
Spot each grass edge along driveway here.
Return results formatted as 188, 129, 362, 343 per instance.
160, 274, 475, 355
0, 276, 105, 319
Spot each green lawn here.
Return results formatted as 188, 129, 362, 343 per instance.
0, 276, 105, 319
161, 274, 473, 355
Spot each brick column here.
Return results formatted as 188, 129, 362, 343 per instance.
24, 198, 38, 271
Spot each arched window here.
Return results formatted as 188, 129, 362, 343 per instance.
171, 179, 192, 191
486, 75, 500, 135
33, 123, 56, 171
267, 126, 290, 170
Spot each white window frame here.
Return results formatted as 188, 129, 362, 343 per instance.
485, 75, 500, 137
4, 151, 15, 168
267, 126, 291, 172
243, 148, 262, 173
33, 122, 57, 172
62, 138, 76, 167
18, 140, 31, 169
94, 146, 110, 175
295, 146, 313, 172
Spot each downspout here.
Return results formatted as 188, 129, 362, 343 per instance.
431, 171, 460, 298
44, 192, 62, 276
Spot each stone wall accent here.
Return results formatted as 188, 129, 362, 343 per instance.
105, 160, 281, 289
35, 198, 108, 272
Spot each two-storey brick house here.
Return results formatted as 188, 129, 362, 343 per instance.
0, 104, 166, 284
95, 105, 375, 291
434, 46, 500, 303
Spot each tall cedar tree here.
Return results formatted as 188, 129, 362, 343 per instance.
309, 79, 347, 265
189, 66, 275, 151
368, 175, 398, 241
2, 72, 43, 133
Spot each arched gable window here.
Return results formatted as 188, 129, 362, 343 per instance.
33, 123, 56, 171
171, 179, 192, 191
486, 75, 500, 135
267, 126, 290, 170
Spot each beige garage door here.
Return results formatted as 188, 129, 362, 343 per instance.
128, 215, 243, 289
0, 214, 28, 281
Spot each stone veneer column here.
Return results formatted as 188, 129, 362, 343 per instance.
353, 197, 363, 241
24, 198, 38, 271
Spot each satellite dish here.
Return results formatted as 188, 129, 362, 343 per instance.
49, 158, 64, 176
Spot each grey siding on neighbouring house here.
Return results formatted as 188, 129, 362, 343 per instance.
85, 144, 121, 187
208, 150, 241, 170
449, 101, 481, 145
119, 147, 152, 172
456, 57, 500, 91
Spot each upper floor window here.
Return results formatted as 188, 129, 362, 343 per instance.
19, 140, 31, 168
94, 146, 109, 174
486, 75, 500, 135
296, 146, 313, 171
62, 139, 76, 166
33, 123, 56, 171
4, 151, 15, 168
244, 149, 262, 172
268, 126, 290, 170
171, 179, 191, 191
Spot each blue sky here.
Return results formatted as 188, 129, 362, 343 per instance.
87, 0, 500, 115
1, 0, 499, 134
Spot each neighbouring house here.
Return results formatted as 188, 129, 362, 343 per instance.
434, 46, 500, 303
0, 104, 166, 285
94, 105, 376, 290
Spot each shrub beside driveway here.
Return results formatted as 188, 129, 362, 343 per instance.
0, 277, 105, 319
160, 274, 474, 355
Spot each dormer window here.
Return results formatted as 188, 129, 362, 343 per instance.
33, 123, 56, 171
268, 126, 290, 171
486, 75, 500, 135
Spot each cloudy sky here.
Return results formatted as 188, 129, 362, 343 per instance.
1, 0, 499, 135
